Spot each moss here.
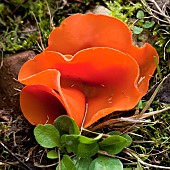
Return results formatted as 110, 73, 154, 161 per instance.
106, 0, 142, 23
0, 0, 103, 54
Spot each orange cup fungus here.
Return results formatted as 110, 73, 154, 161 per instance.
18, 14, 159, 128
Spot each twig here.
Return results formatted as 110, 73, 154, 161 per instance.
13, 132, 17, 146
158, 28, 170, 35
31, 11, 45, 51
128, 132, 143, 138
164, 39, 170, 60
149, 0, 164, 14
91, 105, 170, 131
140, 75, 167, 115
133, 140, 155, 143
80, 103, 88, 134
90, 117, 153, 131
36, 40, 43, 52
39, 150, 46, 163
58, 149, 61, 170
34, 162, 58, 168
140, 0, 170, 25
150, 148, 170, 156
45, 0, 55, 29
26, 145, 37, 161
0, 141, 32, 170
149, 8, 170, 21
98, 150, 133, 163
0, 160, 25, 169
137, 106, 170, 119
82, 127, 109, 138
126, 148, 170, 169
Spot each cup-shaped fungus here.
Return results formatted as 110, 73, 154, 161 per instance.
18, 14, 159, 128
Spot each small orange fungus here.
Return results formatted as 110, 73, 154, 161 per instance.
18, 14, 159, 128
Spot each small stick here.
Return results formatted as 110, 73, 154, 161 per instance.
140, 75, 167, 115
0, 141, 32, 170
80, 103, 88, 134
163, 39, 170, 60
58, 149, 61, 170
31, 12, 45, 51
98, 150, 133, 163
45, 0, 55, 29
126, 148, 170, 169
137, 106, 170, 119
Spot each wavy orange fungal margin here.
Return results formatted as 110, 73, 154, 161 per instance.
45, 14, 159, 96
18, 14, 159, 128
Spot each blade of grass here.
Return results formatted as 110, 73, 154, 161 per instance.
139, 74, 168, 115
154, 56, 162, 80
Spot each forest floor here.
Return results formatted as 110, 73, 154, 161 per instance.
0, 0, 170, 170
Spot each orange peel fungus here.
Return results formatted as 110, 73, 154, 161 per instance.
18, 14, 159, 128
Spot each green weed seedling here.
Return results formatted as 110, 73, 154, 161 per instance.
133, 10, 155, 35
34, 115, 133, 170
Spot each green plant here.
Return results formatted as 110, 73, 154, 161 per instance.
132, 10, 155, 35
106, 0, 142, 23
0, 0, 103, 54
34, 115, 133, 170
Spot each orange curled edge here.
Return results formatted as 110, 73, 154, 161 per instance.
19, 48, 144, 128
45, 13, 159, 96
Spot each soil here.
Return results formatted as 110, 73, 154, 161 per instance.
0, 51, 39, 170
0, 51, 35, 110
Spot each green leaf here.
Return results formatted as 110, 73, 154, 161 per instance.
133, 26, 143, 34
47, 150, 58, 159
122, 134, 132, 147
61, 134, 79, 153
77, 142, 99, 158
138, 36, 146, 41
99, 135, 126, 145
78, 134, 102, 144
136, 10, 144, 19
143, 20, 155, 28
34, 124, 60, 148
139, 19, 145, 23
73, 157, 93, 170
89, 155, 123, 170
56, 155, 76, 170
99, 143, 125, 155
137, 100, 144, 109
99, 135, 127, 154
54, 115, 80, 135
109, 131, 132, 147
